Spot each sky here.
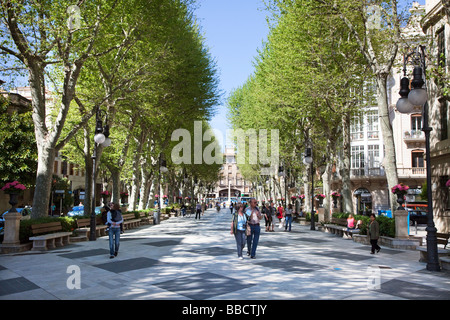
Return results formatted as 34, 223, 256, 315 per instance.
193, 0, 270, 146
193, 0, 426, 147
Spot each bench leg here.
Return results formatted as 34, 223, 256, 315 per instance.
47, 238, 56, 250
31, 239, 48, 251
54, 237, 64, 247
62, 235, 70, 245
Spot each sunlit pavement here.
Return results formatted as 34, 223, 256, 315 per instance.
0, 208, 449, 300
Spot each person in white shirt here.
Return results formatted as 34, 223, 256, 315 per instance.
245, 198, 262, 259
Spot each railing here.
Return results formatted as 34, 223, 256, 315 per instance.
404, 130, 425, 140
397, 167, 426, 176
350, 167, 386, 177
350, 167, 424, 177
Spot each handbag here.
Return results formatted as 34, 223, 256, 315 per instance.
245, 223, 251, 236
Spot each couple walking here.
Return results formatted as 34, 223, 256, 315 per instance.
230, 198, 262, 259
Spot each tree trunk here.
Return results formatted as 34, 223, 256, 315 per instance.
129, 134, 145, 210
110, 167, 121, 204
31, 145, 55, 219
303, 172, 311, 213
138, 168, 152, 210
340, 111, 353, 214
376, 74, 399, 212
83, 127, 93, 216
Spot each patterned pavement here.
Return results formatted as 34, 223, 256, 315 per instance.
0, 208, 449, 301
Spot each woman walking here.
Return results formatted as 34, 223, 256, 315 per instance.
284, 204, 293, 232
368, 214, 381, 254
107, 203, 123, 259
230, 203, 247, 259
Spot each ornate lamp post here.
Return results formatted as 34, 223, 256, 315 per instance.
395, 45, 440, 272
303, 147, 315, 230
278, 163, 286, 207
155, 153, 168, 225
90, 108, 111, 241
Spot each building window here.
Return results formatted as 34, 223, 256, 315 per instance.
411, 113, 422, 132
367, 110, 379, 139
412, 149, 424, 174
351, 145, 365, 175
437, 27, 445, 69
351, 115, 364, 140
368, 145, 380, 168
61, 161, 67, 175
441, 100, 448, 141
440, 176, 450, 210
53, 161, 58, 174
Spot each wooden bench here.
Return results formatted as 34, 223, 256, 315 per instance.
29, 222, 72, 251
75, 217, 108, 239
122, 213, 141, 230
138, 212, 154, 225
417, 232, 450, 263
324, 217, 360, 238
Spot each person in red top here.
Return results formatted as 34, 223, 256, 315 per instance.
347, 214, 355, 232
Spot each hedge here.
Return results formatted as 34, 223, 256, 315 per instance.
331, 212, 395, 238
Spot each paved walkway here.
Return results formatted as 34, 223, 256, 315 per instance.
0, 208, 449, 301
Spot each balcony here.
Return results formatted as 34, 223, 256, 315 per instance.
397, 167, 426, 178
350, 167, 386, 177
403, 130, 425, 141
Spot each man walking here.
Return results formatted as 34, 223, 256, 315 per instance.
195, 202, 202, 219
245, 198, 262, 259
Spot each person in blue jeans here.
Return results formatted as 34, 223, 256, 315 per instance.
107, 203, 123, 259
245, 198, 262, 259
284, 204, 293, 232
230, 203, 247, 259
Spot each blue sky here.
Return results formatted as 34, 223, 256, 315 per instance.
194, 0, 426, 144
193, 0, 270, 143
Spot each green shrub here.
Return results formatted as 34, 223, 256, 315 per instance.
305, 212, 318, 222
19, 216, 77, 244
356, 215, 395, 238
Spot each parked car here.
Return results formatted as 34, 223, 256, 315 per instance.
409, 210, 428, 225
0, 207, 32, 237
67, 206, 102, 217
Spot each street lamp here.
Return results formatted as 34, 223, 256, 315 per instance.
396, 45, 440, 272
90, 108, 111, 241
278, 164, 286, 207
155, 153, 168, 225
303, 147, 315, 230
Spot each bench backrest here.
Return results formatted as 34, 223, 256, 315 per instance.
122, 213, 136, 220
76, 217, 105, 227
31, 222, 62, 235
436, 233, 450, 248
76, 218, 91, 228
331, 217, 347, 226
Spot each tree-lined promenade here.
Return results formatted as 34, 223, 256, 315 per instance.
0, 0, 221, 218
1, 0, 447, 222
227, 0, 432, 218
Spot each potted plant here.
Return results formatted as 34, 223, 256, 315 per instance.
120, 191, 128, 205
100, 190, 110, 205
1, 181, 26, 212
331, 191, 341, 208
391, 183, 409, 210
